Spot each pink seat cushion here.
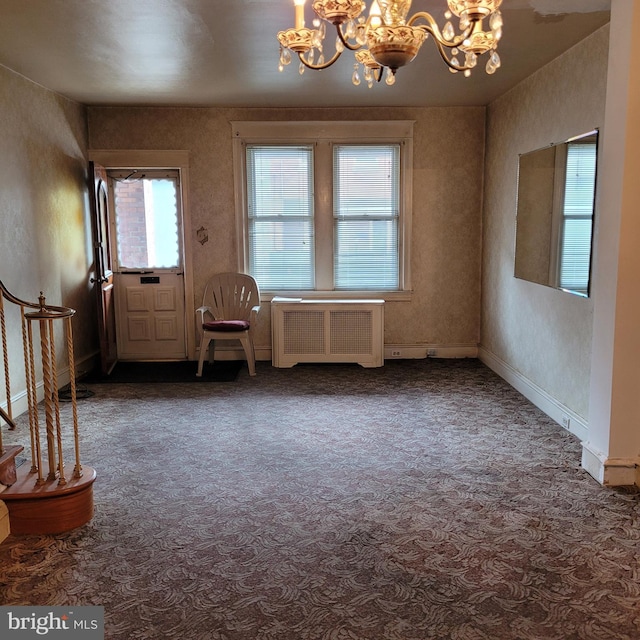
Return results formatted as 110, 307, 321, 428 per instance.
203, 320, 250, 332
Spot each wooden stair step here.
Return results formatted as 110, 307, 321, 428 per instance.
2, 463, 96, 534
0, 444, 24, 487
0, 500, 9, 542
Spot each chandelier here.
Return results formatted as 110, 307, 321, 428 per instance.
277, 0, 503, 87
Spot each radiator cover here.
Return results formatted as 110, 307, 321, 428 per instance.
271, 298, 384, 368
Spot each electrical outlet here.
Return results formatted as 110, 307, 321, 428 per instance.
427, 349, 437, 357
391, 350, 401, 357
561, 415, 571, 429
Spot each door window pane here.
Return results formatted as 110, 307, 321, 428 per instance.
113, 176, 180, 269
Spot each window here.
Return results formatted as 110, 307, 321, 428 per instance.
333, 145, 400, 290
246, 145, 314, 290
556, 140, 597, 294
233, 121, 412, 298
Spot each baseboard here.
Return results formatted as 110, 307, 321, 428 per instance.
425, 344, 478, 359
74, 351, 101, 381
384, 343, 478, 359
385, 345, 428, 359
1, 384, 34, 423
478, 346, 588, 442
581, 441, 639, 487
0, 351, 98, 421
205, 344, 478, 363
202, 343, 478, 362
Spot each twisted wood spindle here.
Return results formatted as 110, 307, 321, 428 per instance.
0, 294, 11, 433
65, 318, 82, 479
24, 318, 44, 482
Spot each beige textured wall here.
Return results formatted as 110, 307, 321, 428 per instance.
87, 106, 486, 353
0, 65, 94, 394
482, 26, 609, 420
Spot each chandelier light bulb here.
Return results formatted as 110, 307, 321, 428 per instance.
294, 0, 306, 29
369, 0, 382, 28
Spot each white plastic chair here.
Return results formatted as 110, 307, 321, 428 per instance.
196, 272, 261, 377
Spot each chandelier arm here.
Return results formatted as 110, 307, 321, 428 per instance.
297, 48, 343, 70
408, 11, 476, 49
335, 23, 365, 52
426, 33, 473, 72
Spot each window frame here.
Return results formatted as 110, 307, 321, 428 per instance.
245, 144, 316, 290
232, 121, 413, 301
548, 137, 597, 296
557, 139, 597, 295
333, 143, 401, 291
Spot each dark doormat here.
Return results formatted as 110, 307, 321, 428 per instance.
81, 360, 243, 383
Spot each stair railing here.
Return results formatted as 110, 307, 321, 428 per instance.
0, 280, 82, 486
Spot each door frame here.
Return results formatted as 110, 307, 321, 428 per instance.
88, 150, 197, 360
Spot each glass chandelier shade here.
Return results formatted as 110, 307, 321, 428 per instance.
277, 0, 503, 88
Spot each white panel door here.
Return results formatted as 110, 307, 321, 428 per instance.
109, 170, 187, 361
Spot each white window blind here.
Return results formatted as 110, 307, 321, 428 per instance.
333, 144, 400, 290
246, 145, 315, 290
559, 142, 597, 294
236, 122, 412, 296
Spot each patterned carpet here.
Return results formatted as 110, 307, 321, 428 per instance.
1, 359, 639, 640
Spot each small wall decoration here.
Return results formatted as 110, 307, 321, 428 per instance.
196, 226, 208, 245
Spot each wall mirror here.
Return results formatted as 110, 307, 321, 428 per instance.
514, 130, 598, 297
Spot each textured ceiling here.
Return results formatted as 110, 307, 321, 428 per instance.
0, 0, 610, 108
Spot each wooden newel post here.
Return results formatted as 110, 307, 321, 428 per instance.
24, 292, 78, 486
0, 280, 95, 534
